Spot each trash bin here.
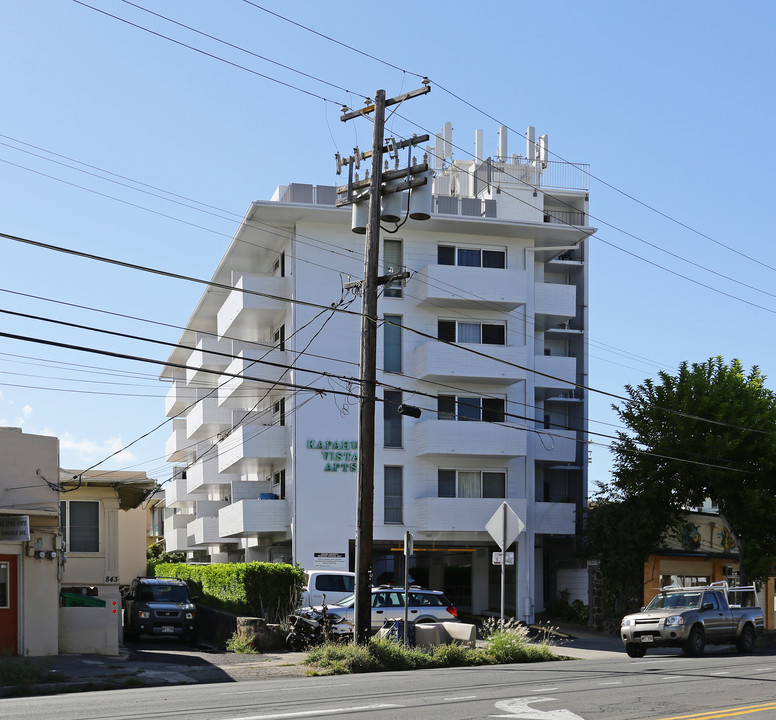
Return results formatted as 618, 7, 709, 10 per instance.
60, 592, 106, 607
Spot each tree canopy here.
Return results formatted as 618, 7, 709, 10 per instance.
593, 356, 776, 585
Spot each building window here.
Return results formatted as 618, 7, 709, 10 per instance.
438, 320, 506, 345
272, 251, 285, 277
384, 466, 403, 524
384, 390, 402, 448
437, 469, 506, 498
437, 396, 505, 422
273, 469, 286, 499
273, 324, 285, 351
274, 398, 286, 426
383, 239, 403, 298
384, 315, 402, 373
438, 244, 506, 269
60, 500, 100, 553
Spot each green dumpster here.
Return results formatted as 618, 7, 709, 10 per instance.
60, 592, 106, 607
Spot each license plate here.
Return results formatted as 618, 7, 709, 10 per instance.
161, 626, 174, 633
641, 635, 654, 643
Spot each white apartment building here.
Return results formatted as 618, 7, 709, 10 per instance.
161, 124, 593, 621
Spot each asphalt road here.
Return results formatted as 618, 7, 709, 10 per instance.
5, 645, 776, 720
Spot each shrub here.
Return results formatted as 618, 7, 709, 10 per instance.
225, 631, 259, 654
545, 589, 589, 626
153, 562, 305, 623
304, 625, 560, 675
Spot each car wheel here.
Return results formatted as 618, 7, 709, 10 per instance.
736, 624, 755, 653
625, 643, 647, 658
682, 626, 705, 657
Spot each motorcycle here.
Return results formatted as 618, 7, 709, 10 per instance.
286, 596, 353, 651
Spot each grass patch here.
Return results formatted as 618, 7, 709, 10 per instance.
225, 631, 260, 654
303, 619, 560, 675
0, 655, 51, 688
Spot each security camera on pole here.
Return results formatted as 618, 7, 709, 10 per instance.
337, 82, 431, 644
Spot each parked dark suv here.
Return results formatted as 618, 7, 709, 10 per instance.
122, 577, 198, 645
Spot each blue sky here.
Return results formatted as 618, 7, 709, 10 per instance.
1, 0, 774, 492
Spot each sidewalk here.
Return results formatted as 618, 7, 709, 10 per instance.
0, 626, 637, 698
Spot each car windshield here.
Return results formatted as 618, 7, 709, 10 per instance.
140, 584, 191, 603
333, 593, 355, 607
646, 592, 702, 610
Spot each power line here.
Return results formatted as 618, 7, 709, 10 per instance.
71, 0, 343, 106
238, 1, 776, 277
2, 228, 768, 437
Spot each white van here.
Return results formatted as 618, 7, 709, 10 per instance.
300, 570, 356, 607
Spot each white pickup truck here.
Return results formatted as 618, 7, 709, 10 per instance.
620, 582, 764, 658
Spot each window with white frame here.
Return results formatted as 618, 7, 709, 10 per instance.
273, 397, 286, 426
383, 314, 402, 373
437, 469, 506, 498
437, 395, 505, 422
382, 239, 403, 298
60, 500, 100, 552
384, 390, 402, 448
438, 319, 506, 345
438, 244, 506, 269
384, 466, 403, 524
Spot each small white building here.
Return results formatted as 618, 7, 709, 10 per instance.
58, 469, 156, 654
161, 124, 593, 621
0, 426, 156, 656
0, 428, 60, 656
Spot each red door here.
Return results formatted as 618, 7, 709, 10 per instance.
0, 555, 18, 654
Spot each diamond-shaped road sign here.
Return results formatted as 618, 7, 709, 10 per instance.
485, 502, 525, 550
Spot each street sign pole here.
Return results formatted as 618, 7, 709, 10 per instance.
500, 503, 511, 632
403, 531, 412, 644
485, 502, 525, 629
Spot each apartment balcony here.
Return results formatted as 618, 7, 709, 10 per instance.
411, 341, 527, 385
219, 499, 291, 537
217, 274, 290, 339
534, 429, 578, 463
186, 335, 231, 385
413, 420, 526, 458
186, 395, 233, 442
164, 476, 199, 508
164, 512, 193, 552
413, 497, 527, 532
411, 497, 575, 535
187, 516, 239, 548
533, 355, 576, 399
534, 282, 576, 331
165, 419, 191, 463
217, 424, 289, 475
186, 453, 236, 495
164, 378, 196, 418
414, 265, 527, 311
218, 349, 290, 409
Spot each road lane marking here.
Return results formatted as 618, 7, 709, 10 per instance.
491, 696, 584, 719
653, 701, 776, 719
599, 681, 623, 685
531, 687, 559, 692
443, 696, 477, 701
225, 704, 403, 720
222, 684, 352, 695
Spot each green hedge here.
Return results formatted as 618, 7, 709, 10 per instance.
154, 562, 305, 623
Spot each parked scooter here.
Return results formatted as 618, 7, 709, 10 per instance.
286, 595, 353, 650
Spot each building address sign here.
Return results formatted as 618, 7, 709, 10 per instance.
306, 439, 358, 472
